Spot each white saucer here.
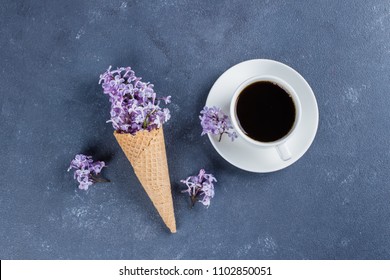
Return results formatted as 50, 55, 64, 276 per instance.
206, 59, 319, 173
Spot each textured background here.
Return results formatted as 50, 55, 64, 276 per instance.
1, 0, 390, 259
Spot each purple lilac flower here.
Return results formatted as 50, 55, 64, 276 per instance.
180, 169, 217, 207
99, 66, 171, 134
199, 106, 237, 142
67, 154, 108, 190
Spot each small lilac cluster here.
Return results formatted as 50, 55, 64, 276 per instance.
199, 106, 237, 142
67, 154, 107, 190
181, 169, 217, 207
99, 66, 171, 134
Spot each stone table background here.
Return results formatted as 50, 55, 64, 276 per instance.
1, 0, 390, 259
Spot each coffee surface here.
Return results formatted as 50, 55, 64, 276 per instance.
236, 81, 296, 142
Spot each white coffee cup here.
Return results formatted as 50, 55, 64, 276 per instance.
230, 75, 301, 161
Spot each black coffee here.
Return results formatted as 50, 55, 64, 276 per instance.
235, 81, 296, 142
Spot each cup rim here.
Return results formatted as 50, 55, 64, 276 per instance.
230, 75, 302, 147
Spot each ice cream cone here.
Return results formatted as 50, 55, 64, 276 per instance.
114, 127, 176, 233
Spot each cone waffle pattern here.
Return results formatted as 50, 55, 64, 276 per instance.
114, 128, 176, 233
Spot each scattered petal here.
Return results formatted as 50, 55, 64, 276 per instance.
199, 106, 237, 141
68, 154, 107, 190
181, 169, 216, 207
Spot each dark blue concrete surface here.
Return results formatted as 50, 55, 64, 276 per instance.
1, 0, 390, 259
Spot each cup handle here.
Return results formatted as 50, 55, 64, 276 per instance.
276, 143, 291, 161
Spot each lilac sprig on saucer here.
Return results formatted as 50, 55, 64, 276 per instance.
67, 154, 108, 190
200, 106, 237, 142
99, 66, 171, 135
181, 169, 217, 207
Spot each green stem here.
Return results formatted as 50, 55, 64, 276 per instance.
91, 174, 110, 183
190, 196, 197, 208
142, 118, 148, 129
189, 187, 201, 208
142, 109, 157, 129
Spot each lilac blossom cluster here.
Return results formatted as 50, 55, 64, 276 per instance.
99, 66, 171, 134
181, 169, 217, 207
67, 154, 107, 190
199, 106, 237, 142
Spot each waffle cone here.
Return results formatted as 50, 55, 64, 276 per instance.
114, 127, 176, 233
